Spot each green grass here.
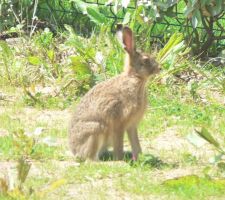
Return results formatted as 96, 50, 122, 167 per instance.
64, 162, 133, 183
137, 84, 225, 139
162, 176, 225, 200
0, 27, 225, 200
0, 135, 64, 160
117, 174, 225, 200
1, 81, 225, 199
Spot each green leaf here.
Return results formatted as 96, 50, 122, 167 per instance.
71, 0, 88, 14
71, 0, 107, 25
47, 50, 55, 61
38, 179, 66, 198
155, 2, 169, 11
70, 56, 91, 76
113, 0, 118, 14
131, 5, 144, 27
184, 5, 194, 17
186, 132, 207, 147
200, 0, 211, 6
28, 56, 42, 65
64, 24, 75, 36
22, 0, 32, 7
209, 153, 224, 164
195, 127, 221, 150
17, 157, 31, 184
192, 10, 201, 28
210, 0, 222, 16
157, 32, 184, 63
87, 7, 107, 24
190, 0, 198, 6
123, 12, 131, 25
191, 14, 198, 28
165, 6, 176, 17
163, 175, 200, 186
217, 162, 225, 171
0, 41, 13, 60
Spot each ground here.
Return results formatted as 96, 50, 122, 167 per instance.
0, 84, 225, 200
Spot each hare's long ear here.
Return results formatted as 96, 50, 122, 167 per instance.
122, 27, 135, 55
116, 25, 135, 55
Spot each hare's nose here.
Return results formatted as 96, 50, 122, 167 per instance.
158, 64, 162, 71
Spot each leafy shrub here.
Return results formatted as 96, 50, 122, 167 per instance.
109, 0, 225, 58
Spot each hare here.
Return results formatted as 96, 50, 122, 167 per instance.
69, 26, 159, 161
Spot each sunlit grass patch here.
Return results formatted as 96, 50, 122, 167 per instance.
0, 135, 14, 160
0, 113, 24, 133
0, 135, 64, 160
142, 84, 225, 138
163, 175, 225, 200
64, 162, 132, 184
117, 174, 225, 200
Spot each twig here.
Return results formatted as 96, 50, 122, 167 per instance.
23, 87, 41, 104
30, 0, 39, 37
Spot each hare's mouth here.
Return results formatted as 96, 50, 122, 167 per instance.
154, 67, 161, 74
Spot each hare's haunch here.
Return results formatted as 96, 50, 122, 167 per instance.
69, 26, 159, 161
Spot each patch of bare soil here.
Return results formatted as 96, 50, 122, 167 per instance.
65, 179, 167, 200
0, 161, 17, 173
0, 105, 6, 115
12, 107, 70, 128
0, 128, 9, 137
148, 126, 216, 162
150, 127, 193, 151
199, 89, 225, 105
35, 109, 71, 126
150, 166, 203, 182
0, 161, 44, 178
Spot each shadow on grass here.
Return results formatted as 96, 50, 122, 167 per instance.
99, 151, 172, 169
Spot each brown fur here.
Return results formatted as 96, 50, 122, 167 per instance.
68, 26, 159, 161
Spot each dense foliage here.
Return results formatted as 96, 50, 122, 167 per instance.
0, 2, 225, 200
0, 0, 225, 57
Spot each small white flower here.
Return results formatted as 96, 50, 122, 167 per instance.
24, 131, 33, 137
105, 0, 114, 6
147, 1, 152, 6
144, 16, 149, 22
44, 27, 50, 33
34, 127, 44, 136
25, 127, 44, 137
156, 12, 160, 18
41, 136, 58, 147
121, 0, 130, 8
95, 51, 104, 64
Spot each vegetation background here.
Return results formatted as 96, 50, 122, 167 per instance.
0, 0, 225, 199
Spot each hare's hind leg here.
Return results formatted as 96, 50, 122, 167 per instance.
69, 121, 107, 161
127, 127, 142, 160
81, 135, 100, 161
80, 131, 108, 161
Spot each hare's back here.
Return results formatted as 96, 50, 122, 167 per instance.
73, 75, 146, 121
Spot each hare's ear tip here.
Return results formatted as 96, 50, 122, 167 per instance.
116, 24, 123, 31
123, 26, 131, 30
116, 24, 132, 33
